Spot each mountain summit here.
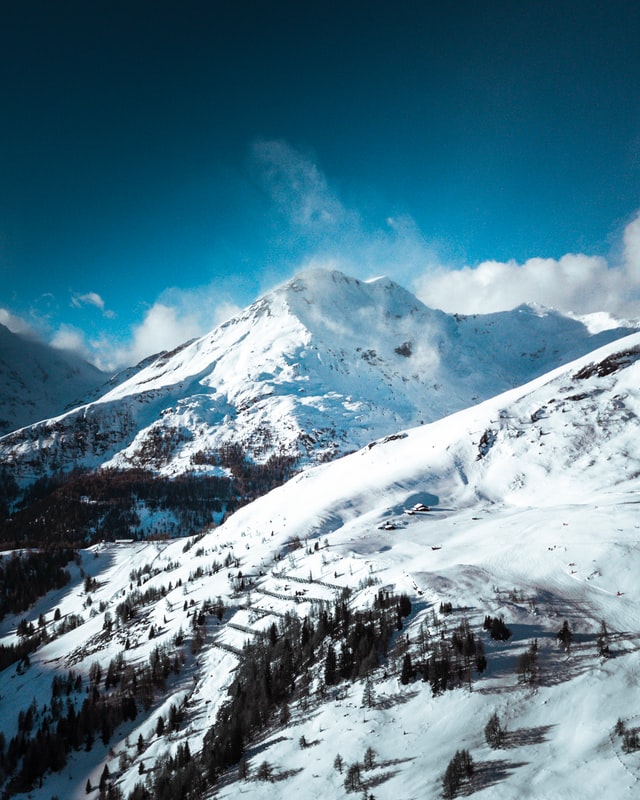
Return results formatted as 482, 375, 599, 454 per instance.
1, 268, 635, 483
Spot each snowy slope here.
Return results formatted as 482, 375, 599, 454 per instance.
3, 333, 640, 799
0, 323, 106, 435
0, 268, 634, 481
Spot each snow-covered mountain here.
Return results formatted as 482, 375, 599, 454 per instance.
0, 323, 106, 435
2, 331, 640, 799
0, 268, 634, 482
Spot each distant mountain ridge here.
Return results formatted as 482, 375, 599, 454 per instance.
0, 323, 107, 435
0, 268, 636, 482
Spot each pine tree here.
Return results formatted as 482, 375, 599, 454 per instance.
516, 639, 539, 685
442, 760, 458, 799
484, 711, 505, 748
623, 730, 640, 753
325, 644, 337, 686
400, 652, 414, 685
99, 763, 110, 792
557, 620, 573, 652
597, 619, 611, 658
475, 637, 487, 673
363, 746, 376, 770
441, 749, 474, 798
344, 762, 362, 792
362, 674, 376, 708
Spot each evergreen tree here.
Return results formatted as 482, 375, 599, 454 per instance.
344, 762, 362, 792
484, 711, 505, 748
400, 652, 414, 685
99, 763, 110, 793
441, 749, 474, 798
398, 593, 412, 618
475, 638, 487, 673
362, 674, 376, 708
324, 644, 337, 686
363, 746, 376, 770
623, 730, 640, 753
442, 760, 458, 799
516, 639, 539, 686
484, 615, 512, 641
256, 760, 273, 781
557, 620, 573, 652
597, 619, 611, 658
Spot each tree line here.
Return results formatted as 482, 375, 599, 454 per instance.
0, 643, 184, 796
0, 548, 75, 619
1, 444, 299, 549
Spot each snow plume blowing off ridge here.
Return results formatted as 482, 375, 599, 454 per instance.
3, 139, 640, 373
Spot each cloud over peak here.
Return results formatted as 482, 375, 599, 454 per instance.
414, 211, 640, 319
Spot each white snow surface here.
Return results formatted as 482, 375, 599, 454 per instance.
0, 268, 635, 481
3, 331, 640, 798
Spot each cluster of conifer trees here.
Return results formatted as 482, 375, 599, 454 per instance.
1, 644, 183, 796
1, 444, 299, 549
0, 548, 75, 619
124, 591, 493, 799
0, 468, 235, 548
396, 614, 488, 694
124, 590, 412, 799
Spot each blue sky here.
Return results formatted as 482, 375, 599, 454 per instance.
1, 1, 640, 370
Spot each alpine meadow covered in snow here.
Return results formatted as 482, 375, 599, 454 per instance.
1, 269, 640, 799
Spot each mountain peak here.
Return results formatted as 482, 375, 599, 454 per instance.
1, 269, 637, 480
273, 267, 428, 330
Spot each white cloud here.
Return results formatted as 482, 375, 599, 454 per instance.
248, 141, 446, 296
0, 307, 36, 337
71, 291, 117, 318
50, 324, 92, 358
251, 143, 640, 321
106, 303, 202, 369
623, 211, 640, 282
72, 291, 104, 311
211, 300, 243, 328
414, 211, 640, 318
8, 139, 640, 374
91, 287, 243, 372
